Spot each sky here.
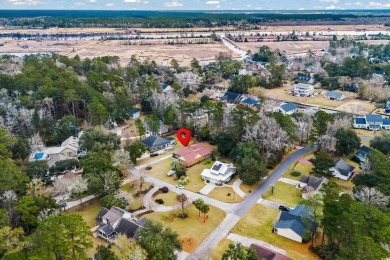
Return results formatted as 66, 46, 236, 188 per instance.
1, 0, 390, 10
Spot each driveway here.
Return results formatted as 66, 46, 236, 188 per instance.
199, 183, 215, 195
227, 233, 286, 255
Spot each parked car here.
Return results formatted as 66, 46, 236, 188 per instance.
150, 153, 159, 157
164, 146, 174, 151
175, 184, 184, 189
279, 205, 290, 212
167, 170, 175, 176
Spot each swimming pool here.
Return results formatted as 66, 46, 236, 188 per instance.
33, 152, 45, 160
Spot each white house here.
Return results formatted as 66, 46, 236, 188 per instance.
279, 103, 298, 115
324, 91, 346, 101
293, 83, 314, 97
201, 161, 236, 185
331, 159, 355, 181
353, 114, 390, 131
273, 205, 316, 243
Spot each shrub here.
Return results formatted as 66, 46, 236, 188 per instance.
160, 186, 169, 193
178, 176, 190, 185
145, 166, 152, 170
291, 170, 302, 177
155, 198, 164, 204
227, 193, 231, 196
206, 179, 210, 183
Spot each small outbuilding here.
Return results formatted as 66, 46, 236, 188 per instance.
324, 91, 346, 101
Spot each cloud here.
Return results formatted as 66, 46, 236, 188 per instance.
88, 0, 96, 2
320, 0, 338, 3
206, 0, 219, 4
164, 1, 183, 7
9, 0, 43, 5
106, 3, 114, 6
124, 0, 140, 2
367, 2, 390, 7
325, 4, 337, 9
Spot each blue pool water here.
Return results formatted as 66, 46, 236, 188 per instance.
33, 152, 44, 160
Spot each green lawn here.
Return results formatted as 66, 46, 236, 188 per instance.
207, 186, 243, 203
121, 179, 153, 211
231, 204, 319, 260
263, 181, 302, 208
153, 191, 180, 206
64, 198, 102, 228
240, 180, 264, 194
210, 238, 233, 260
144, 204, 226, 253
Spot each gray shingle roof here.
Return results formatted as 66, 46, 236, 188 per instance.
281, 103, 298, 113
115, 218, 142, 238
140, 136, 170, 148
334, 159, 355, 176
300, 175, 325, 191
325, 91, 344, 99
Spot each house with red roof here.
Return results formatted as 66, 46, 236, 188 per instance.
173, 143, 213, 167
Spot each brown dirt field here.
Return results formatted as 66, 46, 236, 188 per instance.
261, 85, 376, 114
0, 39, 237, 67
236, 40, 390, 54
180, 237, 198, 253
251, 24, 388, 32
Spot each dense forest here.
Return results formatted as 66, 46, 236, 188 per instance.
1, 10, 390, 28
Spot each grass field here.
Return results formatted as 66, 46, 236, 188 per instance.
121, 179, 153, 210
263, 181, 303, 207
153, 191, 180, 206
207, 186, 243, 203
210, 238, 233, 260
240, 180, 263, 194
231, 204, 320, 260
144, 204, 226, 253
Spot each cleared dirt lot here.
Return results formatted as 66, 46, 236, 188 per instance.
0, 39, 238, 67
236, 39, 390, 55
261, 85, 376, 115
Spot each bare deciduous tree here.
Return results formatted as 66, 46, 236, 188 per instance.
353, 187, 390, 207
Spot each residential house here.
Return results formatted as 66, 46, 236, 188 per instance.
144, 120, 169, 135
293, 83, 314, 97
324, 91, 346, 101
331, 159, 355, 181
353, 114, 390, 131
385, 97, 390, 114
173, 143, 212, 167
241, 98, 261, 109
29, 132, 84, 167
341, 82, 359, 93
296, 75, 314, 84
219, 91, 243, 103
299, 175, 328, 199
96, 207, 145, 242
273, 204, 317, 243
162, 83, 172, 92
279, 103, 298, 115
140, 135, 171, 151
129, 108, 140, 119
201, 161, 236, 185
250, 244, 292, 260
354, 145, 372, 163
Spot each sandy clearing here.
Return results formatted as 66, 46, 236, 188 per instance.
0, 39, 238, 67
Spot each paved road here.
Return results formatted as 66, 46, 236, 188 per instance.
187, 145, 316, 259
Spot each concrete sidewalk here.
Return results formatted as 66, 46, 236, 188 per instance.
199, 183, 215, 195
279, 177, 302, 186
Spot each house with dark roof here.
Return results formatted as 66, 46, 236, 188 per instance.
250, 244, 292, 260
296, 74, 314, 84
353, 114, 390, 131
140, 136, 171, 151
331, 159, 355, 181
95, 207, 145, 242
129, 108, 140, 119
354, 145, 372, 163
241, 98, 261, 109
219, 91, 243, 103
279, 103, 298, 115
162, 83, 172, 92
324, 91, 346, 101
273, 204, 317, 243
385, 97, 390, 114
173, 143, 213, 167
341, 82, 359, 93
299, 175, 328, 199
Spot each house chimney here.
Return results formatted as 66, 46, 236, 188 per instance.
106, 217, 110, 226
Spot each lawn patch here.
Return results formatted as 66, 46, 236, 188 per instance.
231, 204, 319, 260
210, 238, 233, 260
240, 180, 263, 194
153, 191, 180, 206
64, 198, 102, 228
263, 181, 302, 207
144, 204, 226, 253
207, 186, 243, 203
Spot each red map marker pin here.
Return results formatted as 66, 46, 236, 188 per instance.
177, 128, 191, 147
